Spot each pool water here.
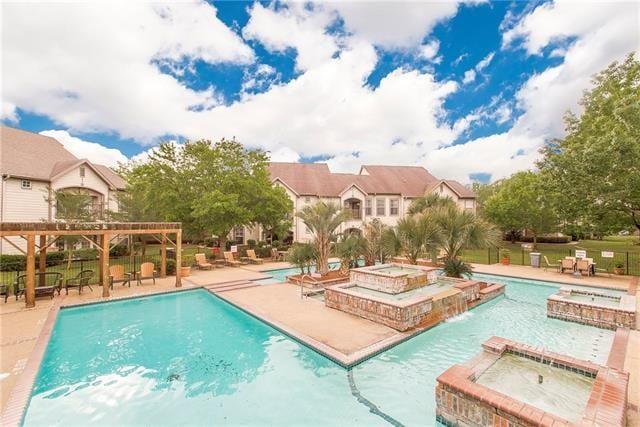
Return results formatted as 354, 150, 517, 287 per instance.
24, 274, 616, 426
566, 293, 620, 307
265, 261, 349, 282
348, 279, 456, 301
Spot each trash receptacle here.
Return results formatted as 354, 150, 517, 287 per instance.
530, 252, 541, 268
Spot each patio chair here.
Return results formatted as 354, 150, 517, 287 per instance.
223, 251, 243, 267
65, 270, 95, 294
109, 265, 131, 289
560, 258, 575, 274
241, 249, 264, 265
1, 284, 9, 303
271, 248, 282, 261
576, 259, 592, 276
543, 256, 560, 272
135, 262, 158, 286
195, 253, 213, 270
14, 272, 63, 300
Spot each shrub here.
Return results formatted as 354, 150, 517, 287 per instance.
520, 236, 571, 244
247, 239, 256, 249
109, 245, 128, 257
75, 248, 99, 259
499, 249, 510, 259
0, 255, 26, 272
443, 258, 473, 279
166, 259, 177, 275
255, 247, 271, 258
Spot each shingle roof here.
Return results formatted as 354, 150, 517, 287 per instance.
1, 126, 77, 181
445, 180, 475, 198
268, 162, 461, 198
1, 125, 126, 189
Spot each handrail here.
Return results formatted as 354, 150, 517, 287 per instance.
299, 274, 319, 299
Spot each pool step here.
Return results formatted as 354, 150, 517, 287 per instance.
206, 281, 258, 293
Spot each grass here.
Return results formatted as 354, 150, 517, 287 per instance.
461, 235, 640, 276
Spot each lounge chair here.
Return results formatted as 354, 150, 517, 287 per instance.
560, 257, 575, 274
109, 265, 131, 289
271, 248, 283, 261
543, 256, 560, 272
241, 249, 264, 265
195, 253, 213, 270
576, 259, 592, 276
223, 251, 243, 267
136, 262, 158, 285
65, 270, 95, 294
15, 272, 63, 300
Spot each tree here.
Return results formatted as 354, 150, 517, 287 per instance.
296, 201, 351, 275
121, 139, 292, 247
383, 214, 441, 264
484, 171, 557, 247
432, 204, 500, 261
408, 193, 455, 215
335, 233, 367, 273
287, 243, 315, 275
471, 181, 500, 218
49, 189, 95, 269
537, 53, 640, 241
362, 219, 391, 265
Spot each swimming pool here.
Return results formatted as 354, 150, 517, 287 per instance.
24, 274, 617, 426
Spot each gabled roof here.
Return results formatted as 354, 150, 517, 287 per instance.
268, 162, 467, 199
444, 180, 475, 198
1, 125, 126, 190
1, 126, 77, 181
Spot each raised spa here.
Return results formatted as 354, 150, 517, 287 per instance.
547, 287, 636, 330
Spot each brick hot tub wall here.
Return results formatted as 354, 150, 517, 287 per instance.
324, 285, 435, 331
547, 289, 637, 330
435, 336, 629, 427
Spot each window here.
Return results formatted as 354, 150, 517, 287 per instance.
365, 198, 372, 216
389, 199, 399, 215
21, 180, 32, 189
305, 226, 312, 235
464, 199, 474, 209
79, 166, 86, 177
233, 227, 244, 243
376, 198, 386, 216
305, 197, 311, 203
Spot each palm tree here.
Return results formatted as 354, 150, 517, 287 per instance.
335, 234, 367, 273
383, 215, 441, 264
362, 219, 389, 265
408, 193, 456, 215
296, 202, 351, 275
287, 243, 315, 275
433, 205, 500, 262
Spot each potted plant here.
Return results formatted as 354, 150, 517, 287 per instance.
180, 255, 193, 277
500, 249, 511, 265
613, 262, 625, 275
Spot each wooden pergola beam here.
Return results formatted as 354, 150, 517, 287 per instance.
25, 235, 35, 308
1, 236, 26, 255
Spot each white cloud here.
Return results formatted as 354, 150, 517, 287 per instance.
269, 146, 301, 163
2, 1, 253, 142
494, 104, 512, 125
475, 52, 495, 71
419, 40, 440, 60
40, 130, 128, 167
462, 69, 476, 84
330, 1, 460, 49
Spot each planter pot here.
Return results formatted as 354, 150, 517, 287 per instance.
500, 257, 510, 266
613, 268, 624, 275
181, 266, 192, 277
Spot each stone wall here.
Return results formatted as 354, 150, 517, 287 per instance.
324, 286, 433, 331
547, 296, 636, 330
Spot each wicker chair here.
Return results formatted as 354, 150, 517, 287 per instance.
65, 270, 95, 294
14, 272, 63, 300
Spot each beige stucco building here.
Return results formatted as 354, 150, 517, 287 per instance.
242, 162, 476, 244
0, 126, 126, 254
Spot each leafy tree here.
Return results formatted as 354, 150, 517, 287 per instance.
432, 204, 500, 260
296, 201, 351, 275
484, 171, 557, 247
471, 181, 500, 218
49, 189, 95, 269
121, 139, 292, 248
537, 53, 640, 241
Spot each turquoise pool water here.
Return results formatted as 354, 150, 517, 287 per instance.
24, 274, 617, 426
264, 261, 343, 282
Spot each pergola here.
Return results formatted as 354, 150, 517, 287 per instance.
0, 222, 182, 308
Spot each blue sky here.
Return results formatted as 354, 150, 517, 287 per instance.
2, 0, 638, 183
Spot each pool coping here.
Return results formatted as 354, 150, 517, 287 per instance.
473, 269, 631, 292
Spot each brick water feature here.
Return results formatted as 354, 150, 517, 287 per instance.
436, 336, 629, 426
324, 264, 504, 331
547, 287, 637, 330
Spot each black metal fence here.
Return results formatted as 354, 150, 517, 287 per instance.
461, 247, 639, 276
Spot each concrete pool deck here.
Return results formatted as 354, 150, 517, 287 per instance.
1, 262, 638, 424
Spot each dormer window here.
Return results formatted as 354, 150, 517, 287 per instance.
21, 180, 32, 189
79, 166, 86, 177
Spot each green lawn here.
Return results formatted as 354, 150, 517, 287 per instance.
461, 236, 640, 276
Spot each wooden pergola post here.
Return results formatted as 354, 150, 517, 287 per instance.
38, 235, 47, 287
100, 234, 110, 297
160, 233, 167, 277
175, 229, 182, 287
25, 235, 36, 308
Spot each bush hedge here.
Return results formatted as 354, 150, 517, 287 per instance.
519, 236, 572, 244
